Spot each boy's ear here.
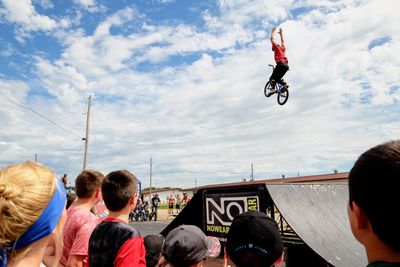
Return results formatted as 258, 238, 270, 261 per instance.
130, 194, 137, 206
351, 201, 369, 230
95, 188, 102, 199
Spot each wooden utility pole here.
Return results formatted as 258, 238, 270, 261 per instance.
83, 95, 92, 170
149, 157, 153, 199
250, 163, 254, 181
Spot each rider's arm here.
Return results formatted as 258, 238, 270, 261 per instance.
270, 27, 276, 45
279, 28, 285, 48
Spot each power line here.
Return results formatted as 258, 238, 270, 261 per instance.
61, 142, 85, 172
0, 91, 82, 139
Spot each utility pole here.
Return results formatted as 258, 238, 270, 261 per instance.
149, 157, 152, 199
34, 153, 38, 163
83, 95, 92, 170
250, 163, 254, 181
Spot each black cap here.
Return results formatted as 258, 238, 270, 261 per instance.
162, 225, 220, 267
226, 211, 284, 267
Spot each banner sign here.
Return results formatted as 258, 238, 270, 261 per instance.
204, 192, 260, 241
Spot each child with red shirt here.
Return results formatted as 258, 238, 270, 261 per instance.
88, 170, 146, 267
267, 27, 289, 97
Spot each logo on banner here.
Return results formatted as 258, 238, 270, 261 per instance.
205, 195, 259, 236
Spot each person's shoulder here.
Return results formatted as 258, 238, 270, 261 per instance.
71, 206, 97, 219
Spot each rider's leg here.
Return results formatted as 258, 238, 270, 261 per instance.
275, 63, 289, 88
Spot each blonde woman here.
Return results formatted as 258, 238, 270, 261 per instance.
0, 161, 67, 267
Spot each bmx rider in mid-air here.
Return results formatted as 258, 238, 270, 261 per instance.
267, 27, 289, 97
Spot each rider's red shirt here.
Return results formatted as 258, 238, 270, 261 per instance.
272, 42, 288, 63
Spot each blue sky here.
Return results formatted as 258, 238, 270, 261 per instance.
0, 0, 399, 188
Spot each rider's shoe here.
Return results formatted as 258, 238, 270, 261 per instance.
266, 89, 276, 97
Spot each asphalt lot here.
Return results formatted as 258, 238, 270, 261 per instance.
129, 220, 169, 237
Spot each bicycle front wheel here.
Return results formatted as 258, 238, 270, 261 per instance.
264, 81, 273, 97
277, 88, 289, 105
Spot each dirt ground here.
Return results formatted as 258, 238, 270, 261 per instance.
155, 208, 179, 221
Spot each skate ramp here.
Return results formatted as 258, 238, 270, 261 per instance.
267, 184, 367, 267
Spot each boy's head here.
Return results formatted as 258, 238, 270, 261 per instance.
162, 225, 220, 267
144, 234, 165, 267
348, 140, 400, 251
226, 211, 284, 267
102, 170, 138, 212
75, 170, 104, 199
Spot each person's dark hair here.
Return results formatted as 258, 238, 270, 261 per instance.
144, 234, 164, 267
102, 170, 137, 212
66, 192, 76, 209
349, 140, 400, 251
75, 170, 104, 198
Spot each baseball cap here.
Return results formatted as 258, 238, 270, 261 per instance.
163, 225, 221, 267
226, 211, 284, 267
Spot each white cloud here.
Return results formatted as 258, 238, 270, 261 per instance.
35, 57, 94, 105
0, 0, 72, 42
34, 0, 54, 9
1, 0, 57, 30
1, 0, 399, 188
72, 0, 104, 13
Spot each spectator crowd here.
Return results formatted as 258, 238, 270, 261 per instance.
1, 139, 400, 267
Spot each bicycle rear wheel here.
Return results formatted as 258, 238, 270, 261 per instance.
277, 88, 289, 105
264, 81, 273, 97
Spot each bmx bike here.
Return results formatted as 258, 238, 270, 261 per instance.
264, 64, 289, 105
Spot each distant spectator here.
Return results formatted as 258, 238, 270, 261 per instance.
168, 195, 175, 215
179, 192, 191, 207
162, 225, 220, 267
0, 161, 66, 267
66, 191, 76, 209
175, 194, 182, 213
144, 235, 165, 267
347, 140, 400, 266
225, 211, 284, 267
151, 194, 160, 211
61, 174, 68, 187
60, 170, 104, 267
151, 194, 161, 221
88, 170, 146, 267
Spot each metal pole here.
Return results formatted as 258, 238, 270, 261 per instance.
149, 157, 152, 200
251, 163, 254, 181
83, 95, 92, 170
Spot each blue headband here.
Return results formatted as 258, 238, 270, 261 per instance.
0, 178, 66, 267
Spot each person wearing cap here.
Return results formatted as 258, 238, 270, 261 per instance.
347, 140, 400, 267
144, 235, 165, 267
225, 211, 284, 267
162, 225, 221, 267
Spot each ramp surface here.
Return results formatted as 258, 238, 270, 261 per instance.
267, 184, 367, 267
